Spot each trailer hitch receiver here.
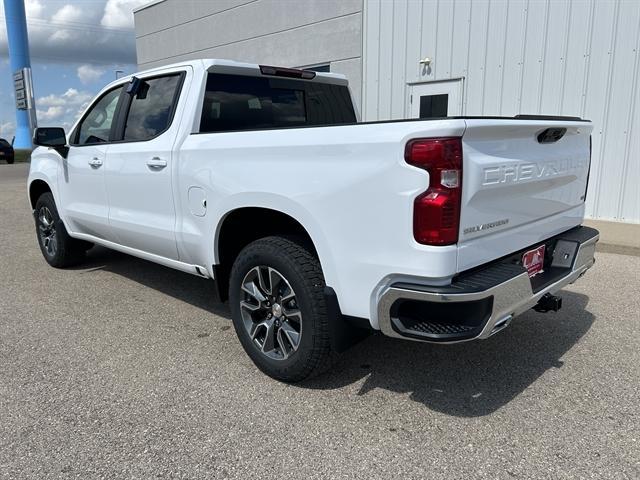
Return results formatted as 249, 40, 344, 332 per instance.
533, 293, 563, 313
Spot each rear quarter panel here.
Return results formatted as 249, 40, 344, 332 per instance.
177, 120, 466, 322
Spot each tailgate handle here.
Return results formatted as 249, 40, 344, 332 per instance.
537, 128, 567, 144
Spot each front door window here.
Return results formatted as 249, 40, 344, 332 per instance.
74, 86, 123, 145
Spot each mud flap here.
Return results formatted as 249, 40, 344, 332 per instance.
324, 286, 372, 353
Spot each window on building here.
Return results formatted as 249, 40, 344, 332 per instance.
419, 94, 449, 118
123, 74, 182, 141
199, 73, 356, 133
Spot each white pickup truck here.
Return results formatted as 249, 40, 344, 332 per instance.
29, 59, 598, 381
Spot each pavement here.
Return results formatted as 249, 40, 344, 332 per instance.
584, 219, 640, 257
1, 163, 638, 479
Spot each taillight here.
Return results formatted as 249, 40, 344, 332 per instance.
405, 137, 463, 246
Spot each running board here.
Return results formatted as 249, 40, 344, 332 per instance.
69, 232, 211, 279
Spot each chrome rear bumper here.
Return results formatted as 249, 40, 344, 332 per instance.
377, 226, 599, 343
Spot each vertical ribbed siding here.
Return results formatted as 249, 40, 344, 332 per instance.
363, 0, 640, 223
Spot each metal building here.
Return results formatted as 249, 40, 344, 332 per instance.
134, 0, 640, 225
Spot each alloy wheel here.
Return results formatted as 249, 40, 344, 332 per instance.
38, 206, 58, 257
239, 266, 302, 360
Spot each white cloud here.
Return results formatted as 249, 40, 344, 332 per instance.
0, 0, 142, 65
51, 4, 83, 24
77, 64, 106, 84
49, 4, 84, 42
0, 85, 95, 141
101, 0, 147, 29
39, 88, 93, 108
49, 29, 74, 44
0, 1, 142, 140
46, 4, 83, 43
36, 88, 95, 130
0, 121, 15, 141
37, 105, 65, 122
38, 94, 66, 108
25, 0, 44, 18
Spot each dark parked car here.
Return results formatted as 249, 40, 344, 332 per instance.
0, 138, 14, 164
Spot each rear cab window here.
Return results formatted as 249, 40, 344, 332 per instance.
199, 73, 356, 133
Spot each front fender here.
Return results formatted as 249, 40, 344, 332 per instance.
27, 148, 62, 213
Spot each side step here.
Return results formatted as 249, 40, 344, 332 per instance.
401, 321, 477, 337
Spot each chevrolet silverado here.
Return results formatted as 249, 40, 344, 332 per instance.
28, 59, 598, 381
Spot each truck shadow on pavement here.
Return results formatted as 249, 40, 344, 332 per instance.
302, 291, 595, 417
77, 246, 232, 318
79, 246, 595, 418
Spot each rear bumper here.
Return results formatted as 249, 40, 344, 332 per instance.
377, 226, 599, 343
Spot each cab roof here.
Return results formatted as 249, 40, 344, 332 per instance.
122, 58, 349, 87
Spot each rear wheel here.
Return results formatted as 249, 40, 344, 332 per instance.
34, 192, 90, 268
7, 157, 14, 164
229, 236, 331, 382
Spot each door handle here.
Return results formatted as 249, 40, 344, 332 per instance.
88, 157, 103, 167
146, 157, 167, 169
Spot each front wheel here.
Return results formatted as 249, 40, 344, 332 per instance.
34, 192, 89, 268
229, 236, 331, 382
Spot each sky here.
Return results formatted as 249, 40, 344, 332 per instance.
0, 0, 148, 141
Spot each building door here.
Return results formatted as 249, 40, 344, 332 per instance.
409, 80, 463, 118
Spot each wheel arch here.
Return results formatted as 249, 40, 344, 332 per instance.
213, 206, 324, 302
215, 206, 370, 354
28, 179, 53, 210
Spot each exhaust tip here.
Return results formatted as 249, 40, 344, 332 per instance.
490, 314, 513, 336
533, 293, 563, 313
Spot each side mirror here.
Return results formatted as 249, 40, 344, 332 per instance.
33, 127, 69, 158
33, 127, 67, 147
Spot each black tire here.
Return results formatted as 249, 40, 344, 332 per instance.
34, 192, 89, 268
229, 236, 331, 382
7, 157, 14, 164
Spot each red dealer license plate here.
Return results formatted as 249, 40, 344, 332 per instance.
522, 244, 546, 278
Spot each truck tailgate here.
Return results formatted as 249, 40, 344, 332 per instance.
457, 118, 593, 272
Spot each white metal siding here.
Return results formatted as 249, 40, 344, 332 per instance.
134, 0, 364, 107
363, 0, 640, 223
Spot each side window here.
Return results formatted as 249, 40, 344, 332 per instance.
123, 75, 182, 141
200, 75, 306, 133
75, 87, 123, 145
199, 73, 356, 133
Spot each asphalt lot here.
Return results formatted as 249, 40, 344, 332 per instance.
1, 163, 638, 479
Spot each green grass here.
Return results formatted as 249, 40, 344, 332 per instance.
14, 149, 32, 163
